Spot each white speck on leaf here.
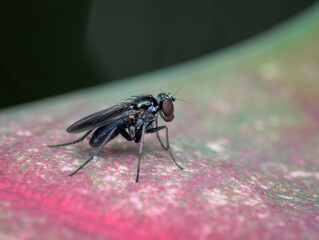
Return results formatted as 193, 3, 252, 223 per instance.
206, 139, 229, 153
17, 130, 32, 136
171, 144, 183, 152
130, 196, 143, 210
203, 189, 229, 206
61, 166, 75, 171
288, 170, 319, 179
28, 148, 39, 152
278, 194, 293, 200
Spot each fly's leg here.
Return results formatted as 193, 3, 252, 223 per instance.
117, 127, 132, 141
69, 128, 117, 176
150, 120, 183, 170
48, 130, 93, 147
155, 119, 166, 150
136, 124, 146, 183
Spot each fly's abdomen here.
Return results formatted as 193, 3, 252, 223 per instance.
89, 119, 127, 147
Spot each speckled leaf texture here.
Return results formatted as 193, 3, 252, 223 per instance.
1, 5, 319, 240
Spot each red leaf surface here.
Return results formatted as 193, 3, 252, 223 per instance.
1, 5, 319, 240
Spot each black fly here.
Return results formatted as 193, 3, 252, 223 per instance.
48, 93, 183, 182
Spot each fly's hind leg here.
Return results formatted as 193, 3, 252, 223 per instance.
48, 130, 93, 147
136, 124, 146, 183
69, 127, 117, 176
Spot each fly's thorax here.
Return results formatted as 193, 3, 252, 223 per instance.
129, 125, 136, 139
134, 95, 158, 110
148, 105, 158, 113
136, 118, 144, 129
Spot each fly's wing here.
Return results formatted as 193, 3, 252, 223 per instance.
66, 104, 140, 134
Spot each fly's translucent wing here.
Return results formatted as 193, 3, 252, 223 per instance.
66, 103, 140, 134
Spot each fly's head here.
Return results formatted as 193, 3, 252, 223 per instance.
157, 93, 175, 122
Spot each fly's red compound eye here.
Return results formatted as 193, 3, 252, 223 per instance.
162, 98, 174, 118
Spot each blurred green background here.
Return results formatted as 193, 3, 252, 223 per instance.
0, 0, 317, 109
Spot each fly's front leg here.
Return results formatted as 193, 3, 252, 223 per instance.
155, 118, 167, 150
48, 130, 93, 147
148, 122, 183, 170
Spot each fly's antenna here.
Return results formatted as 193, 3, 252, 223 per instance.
170, 88, 191, 104
175, 97, 192, 105
160, 89, 172, 96
173, 88, 181, 97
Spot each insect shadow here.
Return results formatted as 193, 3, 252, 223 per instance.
48, 92, 184, 182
